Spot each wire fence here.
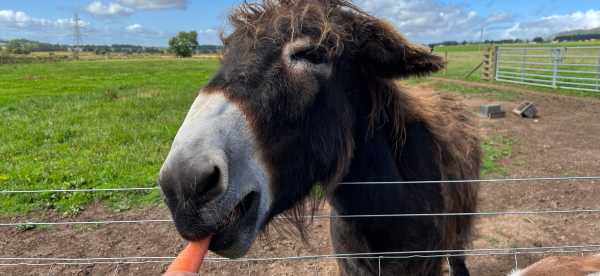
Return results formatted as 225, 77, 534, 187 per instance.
2, 176, 600, 273
3, 246, 600, 272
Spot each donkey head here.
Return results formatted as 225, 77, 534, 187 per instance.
158, 0, 444, 258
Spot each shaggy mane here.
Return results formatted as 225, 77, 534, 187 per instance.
224, 0, 365, 58
360, 76, 480, 252
385, 81, 481, 251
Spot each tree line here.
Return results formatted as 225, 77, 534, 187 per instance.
429, 33, 600, 49
1, 36, 222, 56
0, 39, 168, 55
1, 39, 68, 54
554, 33, 600, 42
429, 37, 548, 48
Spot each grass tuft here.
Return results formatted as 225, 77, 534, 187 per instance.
482, 135, 514, 177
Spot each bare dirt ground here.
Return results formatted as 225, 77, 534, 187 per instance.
2, 81, 600, 276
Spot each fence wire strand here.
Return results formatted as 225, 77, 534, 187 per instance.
1, 176, 599, 194
3, 208, 600, 227
2, 245, 600, 267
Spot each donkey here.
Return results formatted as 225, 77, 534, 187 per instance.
158, 1, 480, 275
509, 255, 600, 276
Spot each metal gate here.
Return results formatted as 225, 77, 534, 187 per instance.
495, 46, 600, 92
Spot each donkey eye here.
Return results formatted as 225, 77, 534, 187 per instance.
291, 47, 328, 64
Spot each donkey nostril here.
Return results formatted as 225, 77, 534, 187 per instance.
195, 165, 223, 200
160, 155, 227, 205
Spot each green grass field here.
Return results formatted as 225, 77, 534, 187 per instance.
0, 58, 219, 215
1, 56, 524, 216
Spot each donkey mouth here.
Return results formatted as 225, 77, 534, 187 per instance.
197, 191, 262, 257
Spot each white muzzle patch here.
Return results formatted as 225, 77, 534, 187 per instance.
160, 91, 272, 254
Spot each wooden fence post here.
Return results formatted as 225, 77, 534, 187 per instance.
482, 46, 498, 81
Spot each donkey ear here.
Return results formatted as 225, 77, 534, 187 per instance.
357, 20, 445, 79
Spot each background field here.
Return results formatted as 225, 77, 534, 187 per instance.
0, 58, 218, 214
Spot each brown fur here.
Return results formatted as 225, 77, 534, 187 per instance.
515, 255, 600, 276
398, 87, 480, 255
361, 77, 480, 273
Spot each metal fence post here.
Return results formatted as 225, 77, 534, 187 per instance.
494, 46, 500, 81
596, 57, 600, 91
112, 263, 120, 276
444, 51, 448, 76
551, 48, 561, 88
47, 263, 56, 276
520, 48, 527, 82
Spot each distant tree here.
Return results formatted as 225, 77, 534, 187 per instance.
168, 31, 199, 58
532, 37, 544, 43
6, 40, 32, 54
83, 45, 96, 52
95, 48, 107, 55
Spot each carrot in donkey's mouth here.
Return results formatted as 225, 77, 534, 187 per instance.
165, 237, 211, 275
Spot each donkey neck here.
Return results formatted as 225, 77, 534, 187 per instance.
330, 125, 402, 213
330, 112, 444, 215
328, 120, 445, 275
327, 125, 405, 275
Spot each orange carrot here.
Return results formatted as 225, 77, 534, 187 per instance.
166, 237, 211, 274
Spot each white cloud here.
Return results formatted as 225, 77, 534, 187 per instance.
0, 10, 89, 29
85, 1, 134, 17
117, 0, 186, 10
126, 23, 143, 32
354, 1, 600, 43
198, 28, 217, 34
485, 11, 513, 25
196, 28, 220, 45
355, 0, 497, 43
0, 9, 170, 46
501, 9, 600, 39
84, 0, 185, 17
124, 23, 170, 42
0, 10, 33, 27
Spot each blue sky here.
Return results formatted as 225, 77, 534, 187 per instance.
1, 0, 600, 46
